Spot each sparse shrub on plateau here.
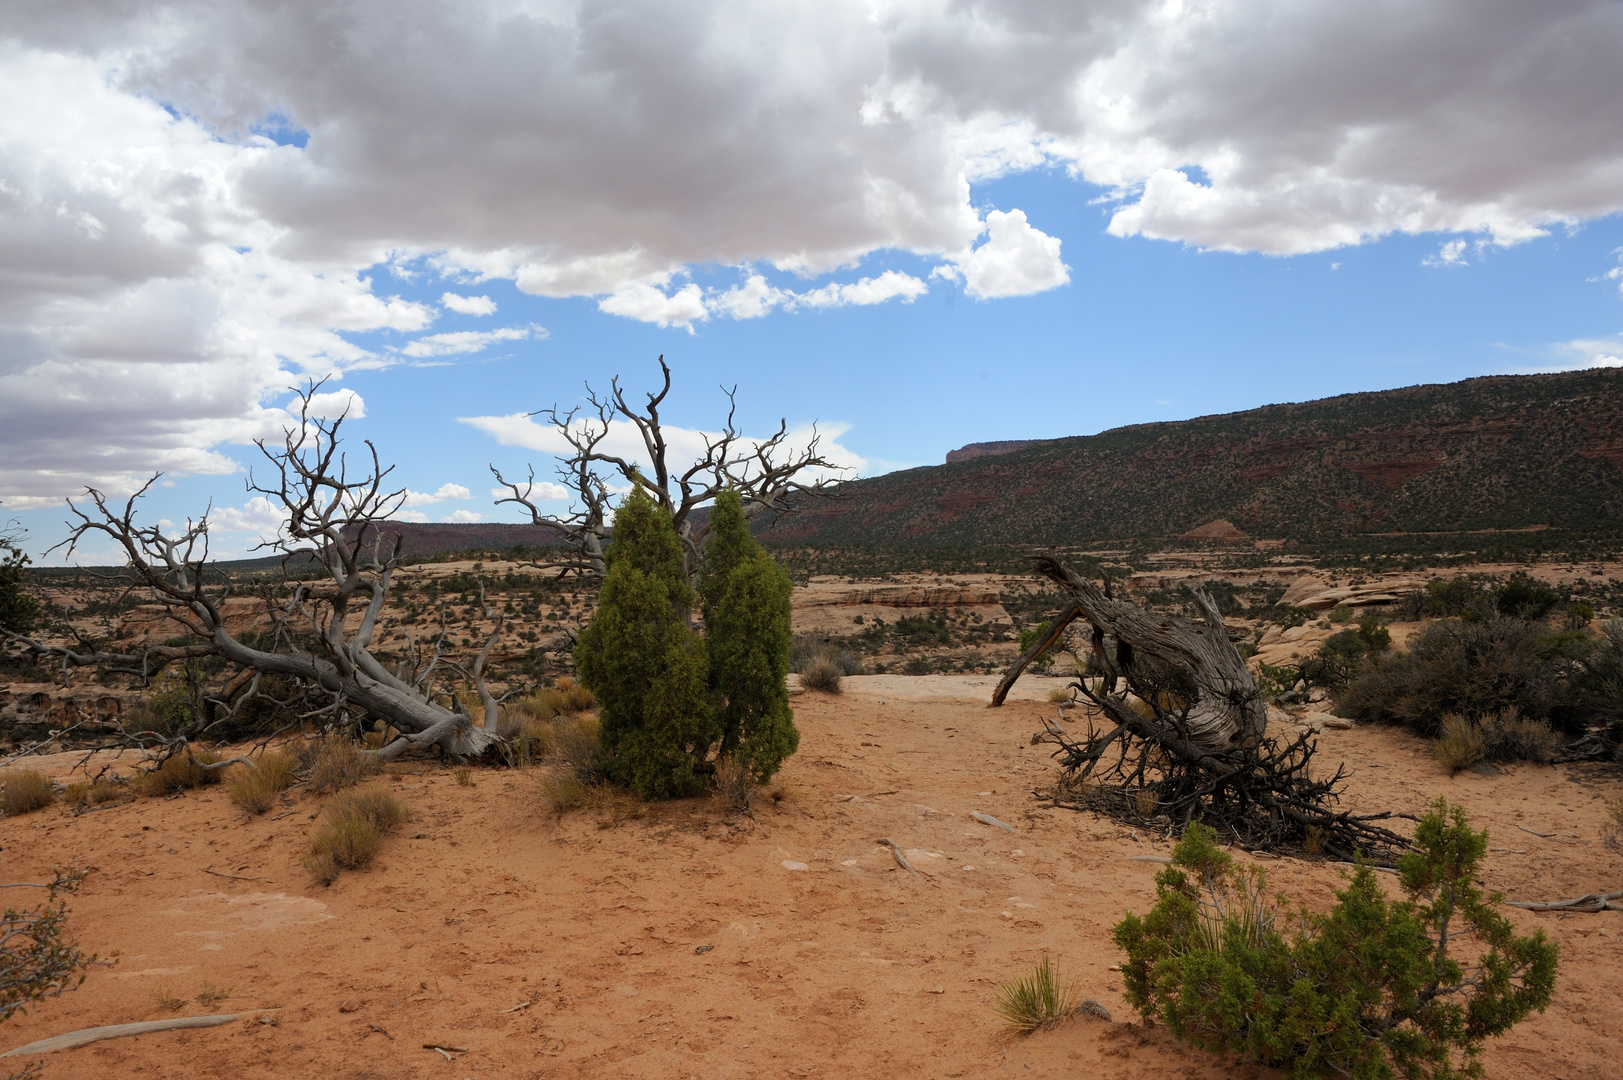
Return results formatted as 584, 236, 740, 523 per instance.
575, 485, 715, 800
1113, 800, 1557, 1080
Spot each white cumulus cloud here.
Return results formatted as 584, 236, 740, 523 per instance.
403, 483, 473, 507
441, 292, 498, 316
960, 210, 1069, 299
598, 283, 710, 331
797, 271, 930, 309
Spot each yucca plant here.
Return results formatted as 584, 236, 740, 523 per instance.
995, 954, 1080, 1037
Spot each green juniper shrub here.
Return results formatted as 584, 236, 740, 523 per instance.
1, 871, 94, 1025
0, 541, 41, 636
700, 491, 800, 783
1017, 620, 1056, 672
1302, 614, 1391, 692
575, 486, 716, 800
1113, 801, 1557, 1080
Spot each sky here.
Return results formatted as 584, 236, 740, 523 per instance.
4, 0, 1623, 562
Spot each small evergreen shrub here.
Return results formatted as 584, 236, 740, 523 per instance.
1302, 615, 1391, 691
701, 490, 800, 782
1, 871, 92, 1024
1114, 802, 1558, 1079
0, 770, 54, 816
576, 487, 715, 800
0, 541, 42, 635
995, 954, 1079, 1037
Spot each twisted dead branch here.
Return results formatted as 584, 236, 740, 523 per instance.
998, 554, 1405, 862
492, 355, 845, 583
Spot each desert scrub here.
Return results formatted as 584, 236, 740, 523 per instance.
1, 870, 94, 1024
225, 751, 298, 814
305, 785, 410, 885
62, 779, 124, 808
798, 656, 843, 694
539, 768, 591, 813
1113, 801, 1558, 1079
135, 750, 223, 797
995, 954, 1079, 1037
300, 732, 376, 794
1433, 709, 1559, 773
0, 770, 54, 816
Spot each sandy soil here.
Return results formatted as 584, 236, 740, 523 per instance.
2, 681, 1621, 1079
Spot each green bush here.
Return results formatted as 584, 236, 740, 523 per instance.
1113, 801, 1558, 1079
576, 486, 715, 800
995, 954, 1079, 1037
1, 871, 93, 1024
701, 490, 799, 783
0, 541, 41, 636
1302, 615, 1390, 692
1337, 615, 1584, 737
1017, 620, 1056, 672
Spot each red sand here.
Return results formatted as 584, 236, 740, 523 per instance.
2, 683, 1620, 1079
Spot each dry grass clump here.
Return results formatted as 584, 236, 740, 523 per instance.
539, 768, 591, 813
225, 751, 298, 814
305, 784, 410, 885
1602, 795, 1623, 852
63, 779, 125, 807
799, 656, 843, 694
1047, 685, 1075, 705
1, 769, 55, 816
713, 754, 755, 813
1434, 709, 1560, 773
510, 677, 594, 722
300, 733, 377, 794
996, 955, 1080, 1037
136, 750, 223, 797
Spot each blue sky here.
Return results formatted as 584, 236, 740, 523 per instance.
5, 2, 1623, 561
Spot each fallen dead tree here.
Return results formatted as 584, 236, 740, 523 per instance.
3, 383, 535, 762
996, 554, 1406, 862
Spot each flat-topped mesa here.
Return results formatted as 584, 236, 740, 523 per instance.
944, 440, 1048, 464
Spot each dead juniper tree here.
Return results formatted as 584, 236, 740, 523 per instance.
4, 384, 507, 762
994, 554, 1405, 862
492, 355, 844, 583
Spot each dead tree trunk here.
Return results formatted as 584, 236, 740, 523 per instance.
7, 383, 507, 762
993, 555, 1266, 753
994, 554, 1404, 862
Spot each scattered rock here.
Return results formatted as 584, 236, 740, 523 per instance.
339, 998, 362, 1013
780, 860, 808, 871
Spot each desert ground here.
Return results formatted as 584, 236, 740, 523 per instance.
3, 674, 1621, 1080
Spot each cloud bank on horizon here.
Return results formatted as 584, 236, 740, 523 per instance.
3, 0, 1623, 506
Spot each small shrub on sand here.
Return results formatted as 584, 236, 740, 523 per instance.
1600, 795, 1623, 852
225, 752, 298, 814
539, 769, 590, 813
1114, 803, 1558, 1078
1434, 709, 1559, 773
1047, 686, 1074, 705
510, 677, 595, 723
1, 770, 55, 816
194, 983, 231, 1008
62, 779, 124, 807
305, 785, 410, 885
301, 733, 376, 795
995, 955, 1079, 1037
454, 767, 472, 786
799, 657, 843, 694
135, 751, 222, 797
555, 715, 605, 782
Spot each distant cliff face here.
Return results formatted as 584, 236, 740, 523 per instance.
762, 369, 1623, 548
944, 439, 1050, 464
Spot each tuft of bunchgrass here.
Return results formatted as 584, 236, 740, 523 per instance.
1047, 686, 1074, 705
713, 754, 755, 813
305, 784, 410, 885
995, 955, 1080, 1038
225, 751, 298, 814
1434, 709, 1559, 773
301, 733, 376, 794
510, 677, 595, 724
454, 767, 472, 786
539, 768, 590, 813
63, 779, 124, 807
1, 769, 56, 816
799, 657, 843, 694
135, 751, 223, 797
